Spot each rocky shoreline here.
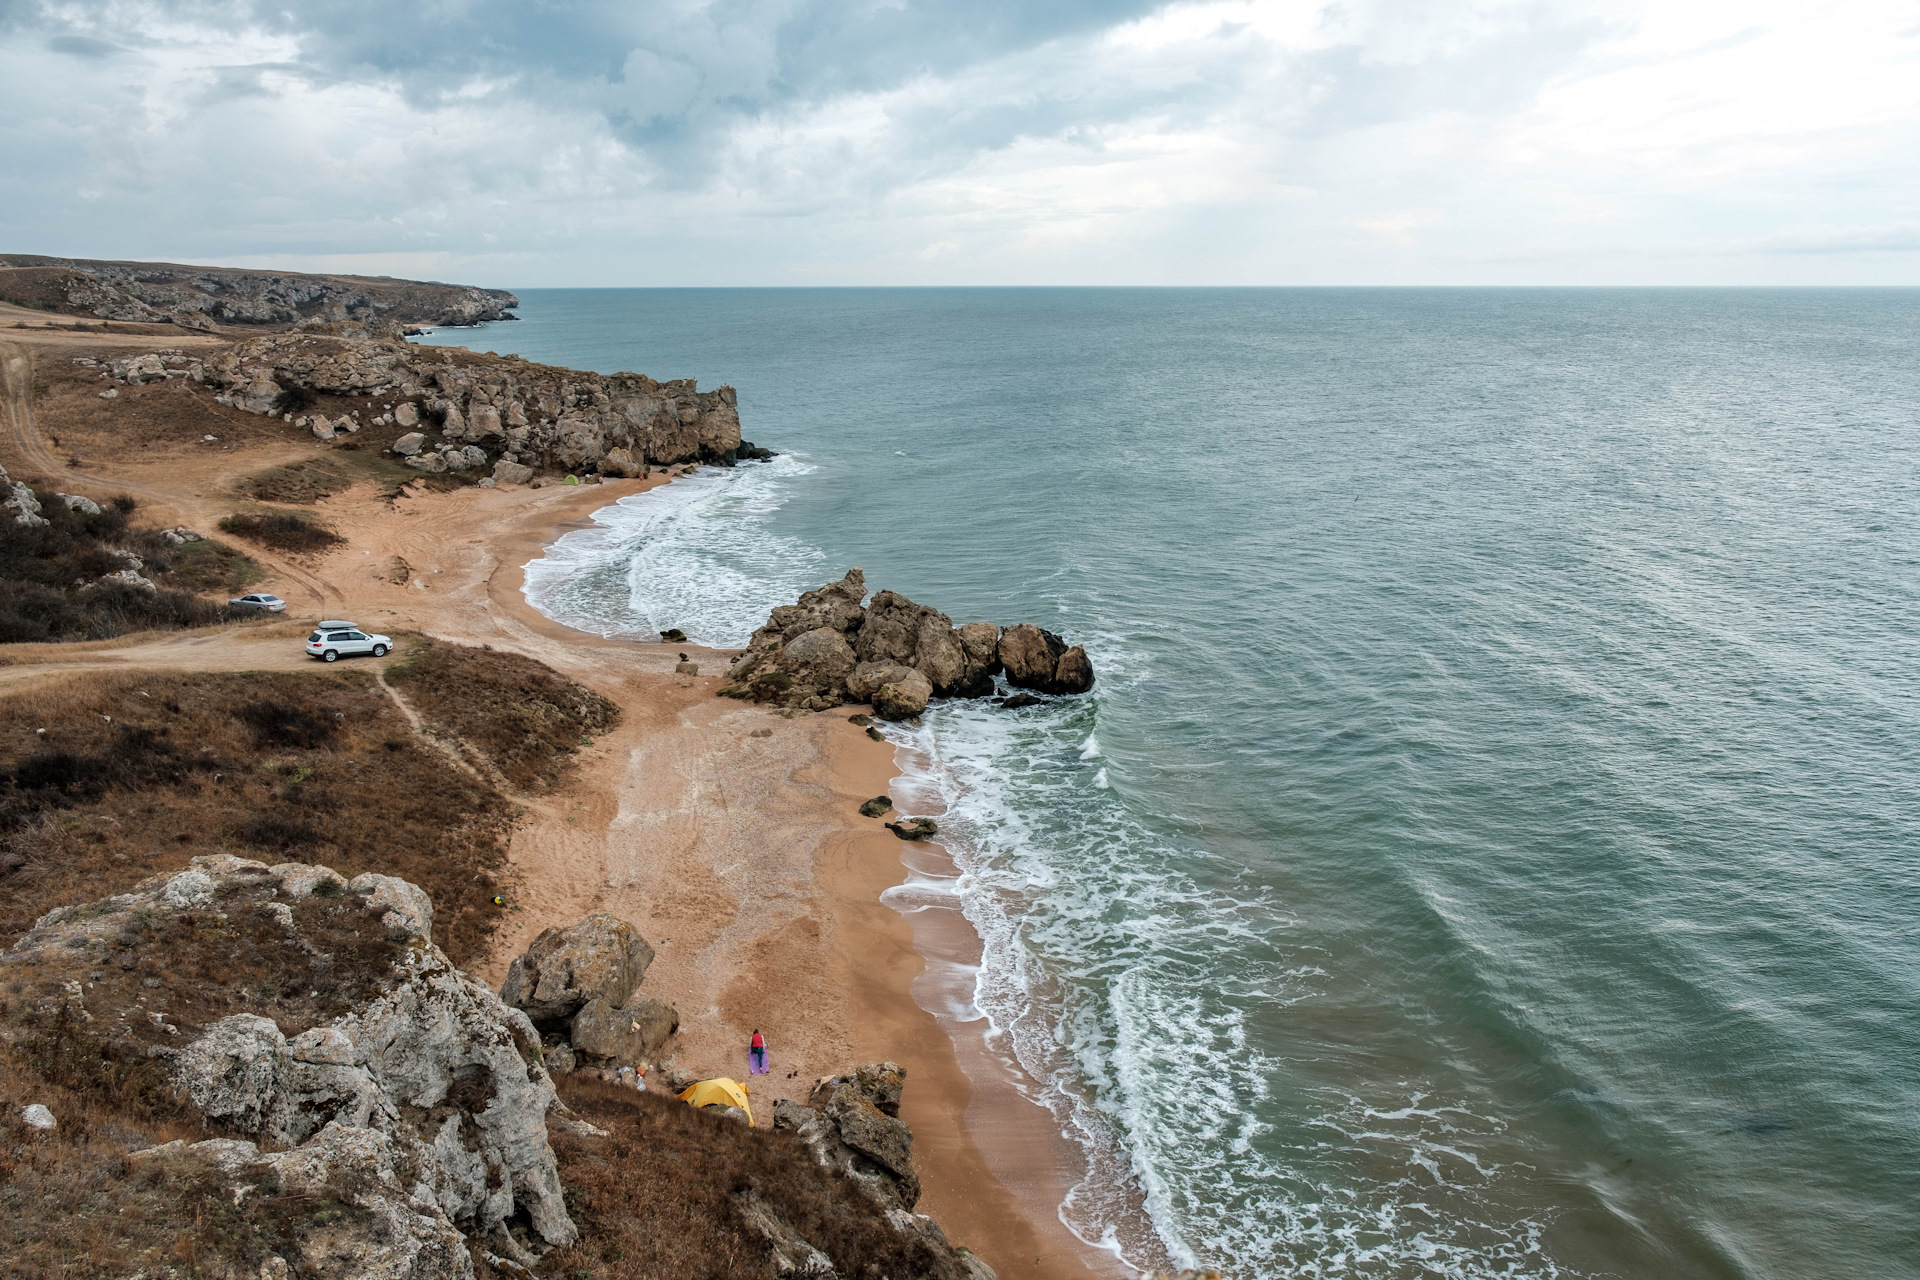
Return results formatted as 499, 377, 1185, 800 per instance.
723, 569, 1095, 719
97, 324, 757, 481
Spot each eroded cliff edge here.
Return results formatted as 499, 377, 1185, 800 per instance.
99, 325, 753, 478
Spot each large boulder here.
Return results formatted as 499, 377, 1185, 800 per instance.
872, 669, 932, 721
998, 624, 1062, 688
846, 661, 916, 704
1052, 645, 1095, 695
999, 624, 1095, 695
2, 464, 48, 528
568, 995, 679, 1066
500, 913, 655, 1028
783, 626, 857, 684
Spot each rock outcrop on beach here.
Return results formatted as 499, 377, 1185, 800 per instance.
0, 855, 576, 1275
721, 569, 1095, 718
500, 913, 680, 1071
0, 255, 519, 331
167, 325, 745, 475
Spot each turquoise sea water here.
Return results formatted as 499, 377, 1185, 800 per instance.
417, 289, 1920, 1280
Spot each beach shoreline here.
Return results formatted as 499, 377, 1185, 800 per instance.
215, 461, 1121, 1280
0, 326, 1123, 1277
482, 476, 1123, 1280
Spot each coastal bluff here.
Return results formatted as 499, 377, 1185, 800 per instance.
0, 254, 518, 331
101, 324, 748, 476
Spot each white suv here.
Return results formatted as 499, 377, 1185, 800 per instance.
306, 621, 392, 662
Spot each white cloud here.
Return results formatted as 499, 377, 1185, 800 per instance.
0, 0, 1916, 283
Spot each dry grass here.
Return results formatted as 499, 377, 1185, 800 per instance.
234, 452, 419, 505
385, 637, 619, 792
30, 356, 292, 458
0, 654, 623, 1277
165, 537, 263, 595
234, 456, 358, 504
0, 1092, 373, 1280
0, 668, 515, 967
215, 510, 343, 554
529, 1076, 948, 1280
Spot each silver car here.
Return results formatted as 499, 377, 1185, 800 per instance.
306, 621, 392, 662
229, 592, 286, 613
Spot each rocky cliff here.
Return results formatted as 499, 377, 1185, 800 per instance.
101, 325, 749, 477
722, 569, 1095, 719
4, 866, 1000, 1279
0, 255, 518, 331
2, 855, 574, 1276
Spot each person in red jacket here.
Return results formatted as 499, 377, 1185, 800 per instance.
749, 1029, 769, 1075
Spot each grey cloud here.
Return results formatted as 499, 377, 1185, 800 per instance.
48, 33, 125, 57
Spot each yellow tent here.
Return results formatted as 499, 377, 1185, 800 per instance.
678, 1077, 752, 1125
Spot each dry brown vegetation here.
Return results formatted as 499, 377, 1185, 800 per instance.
234, 452, 420, 505
233, 455, 359, 504
0, 644, 636, 1278
215, 510, 343, 554
0, 488, 257, 642
31, 355, 291, 458
386, 636, 620, 791
0, 667, 514, 965
530, 1076, 949, 1280
0, 1089, 377, 1280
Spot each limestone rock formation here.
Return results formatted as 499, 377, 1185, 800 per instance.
763, 1061, 994, 1280
568, 994, 679, 1067
1, 855, 577, 1268
774, 1063, 919, 1211
721, 569, 1093, 717
131, 1127, 475, 1278
176, 326, 746, 478
501, 912, 656, 1028
1, 463, 48, 528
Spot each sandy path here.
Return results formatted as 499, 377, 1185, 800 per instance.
0, 324, 1116, 1280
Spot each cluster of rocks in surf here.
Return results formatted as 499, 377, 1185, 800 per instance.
721, 569, 1094, 719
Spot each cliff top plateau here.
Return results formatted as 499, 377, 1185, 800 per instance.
0, 255, 518, 332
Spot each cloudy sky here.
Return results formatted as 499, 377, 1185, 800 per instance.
2, 0, 1917, 285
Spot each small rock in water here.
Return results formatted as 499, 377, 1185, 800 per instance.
885, 817, 937, 841
21, 1104, 56, 1130
865, 726, 886, 742
660, 628, 687, 643
998, 693, 1043, 709
859, 796, 893, 818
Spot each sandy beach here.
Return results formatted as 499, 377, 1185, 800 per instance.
0, 329, 1114, 1280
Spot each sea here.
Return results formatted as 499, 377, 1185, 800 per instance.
414, 288, 1920, 1280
